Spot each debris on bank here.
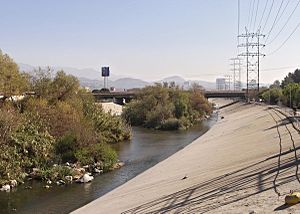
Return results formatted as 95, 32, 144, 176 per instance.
0, 161, 125, 192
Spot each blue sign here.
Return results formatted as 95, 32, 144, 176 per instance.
101, 67, 110, 77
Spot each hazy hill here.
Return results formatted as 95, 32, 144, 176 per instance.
18, 63, 216, 90
160, 76, 186, 84
113, 78, 149, 89
18, 63, 123, 81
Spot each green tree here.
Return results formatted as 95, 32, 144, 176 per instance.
270, 80, 281, 89
31, 69, 80, 103
283, 83, 300, 108
261, 88, 283, 105
0, 50, 29, 102
31, 67, 53, 99
281, 69, 300, 87
123, 85, 212, 130
50, 70, 80, 102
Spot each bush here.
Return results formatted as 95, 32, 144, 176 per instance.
75, 143, 117, 170
261, 88, 283, 105
0, 52, 132, 185
160, 118, 180, 130
38, 165, 73, 181
75, 149, 94, 166
122, 85, 212, 130
0, 111, 55, 184
84, 102, 131, 143
91, 143, 117, 170
55, 133, 78, 163
283, 83, 300, 108
10, 112, 55, 169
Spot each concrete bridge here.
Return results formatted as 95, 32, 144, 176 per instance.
204, 91, 246, 98
93, 92, 136, 105
93, 90, 246, 104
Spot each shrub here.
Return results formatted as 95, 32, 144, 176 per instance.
84, 102, 131, 143
91, 143, 117, 170
0, 111, 55, 184
0, 51, 132, 185
75, 143, 117, 170
122, 85, 212, 130
55, 133, 78, 163
261, 88, 283, 105
38, 165, 73, 181
75, 148, 94, 166
160, 118, 180, 130
10, 112, 55, 169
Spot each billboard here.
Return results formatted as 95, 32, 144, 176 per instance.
101, 67, 110, 77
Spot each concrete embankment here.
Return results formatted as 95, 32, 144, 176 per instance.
73, 102, 300, 213
99, 102, 123, 115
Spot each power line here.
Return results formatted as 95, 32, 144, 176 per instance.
268, 22, 300, 55
275, 0, 291, 26
248, 0, 256, 31
264, 0, 285, 43
261, 0, 275, 33
266, 0, 300, 45
247, 0, 254, 29
252, 0, 260, 32
262, 66, 300, 72
266, 0, 291, 40
258, 0, 269, 30
238, 0, 240, 46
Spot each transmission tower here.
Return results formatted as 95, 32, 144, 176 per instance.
238, 28, 265, 100
224, 74, 232, 91
230, 57, 242, 91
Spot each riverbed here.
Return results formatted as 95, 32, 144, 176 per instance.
0, 116, 216, 214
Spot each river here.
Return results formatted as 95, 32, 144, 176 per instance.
0, 115, 216, 214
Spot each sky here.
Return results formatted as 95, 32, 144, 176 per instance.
0, 0, 299, 83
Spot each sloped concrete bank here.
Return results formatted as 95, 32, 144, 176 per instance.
73, 102, 300, 213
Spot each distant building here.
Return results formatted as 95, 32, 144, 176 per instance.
216, 78, 226, 91
183, 81, 190, 90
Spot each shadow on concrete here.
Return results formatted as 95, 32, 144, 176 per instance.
274, 203, 298, 211
122, 156, 299, 214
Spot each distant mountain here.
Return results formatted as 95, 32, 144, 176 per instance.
78, 77, 149, 90
155, 76, 215, 90
18, 63, 123, 81
18, 63, 217, 90
113, 78, 149, 89
18, 63, 36, 73
189, 80, 216, 90
160, 76, 186, 84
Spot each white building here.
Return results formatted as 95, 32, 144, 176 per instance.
216, 78, 226, 91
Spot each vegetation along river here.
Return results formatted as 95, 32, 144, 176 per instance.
0, 114, 216, 214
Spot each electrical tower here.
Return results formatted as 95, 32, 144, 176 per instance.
224, 74, 232, 91
230, 57, 242, 91
238, 28, 265, 100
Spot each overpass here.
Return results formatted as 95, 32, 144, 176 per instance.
204, 91, 246, 98
93, 90, 246, 104
93, 92, 136, 105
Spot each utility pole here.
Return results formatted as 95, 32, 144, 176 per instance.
238, 27, 265, 100
230, 57, 242, 91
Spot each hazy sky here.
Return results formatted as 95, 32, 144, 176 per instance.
0, 0, 299, 83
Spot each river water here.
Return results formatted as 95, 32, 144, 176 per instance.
0, 116, 216, 214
